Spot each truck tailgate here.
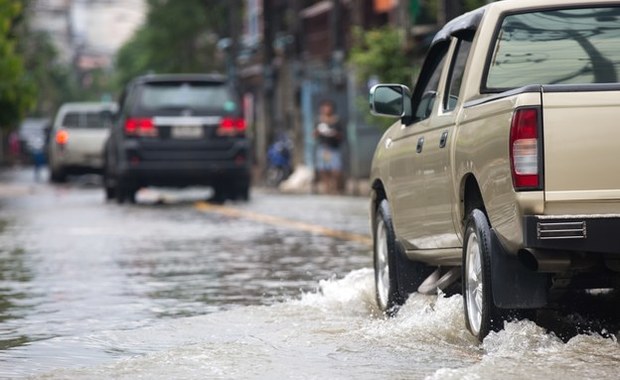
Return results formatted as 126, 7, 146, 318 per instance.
66, 128, 109, 155
543, 90, 620, 212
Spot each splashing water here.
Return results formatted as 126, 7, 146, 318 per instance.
17, 269, 618, 380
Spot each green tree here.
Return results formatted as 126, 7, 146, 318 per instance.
17, 30, 79, 117
349, 26, 415, 87
0, 0, 36, 129
116, 0, 229, 86
349, 26, 417, 129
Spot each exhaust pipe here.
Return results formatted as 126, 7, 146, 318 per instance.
518, 249, 571, 272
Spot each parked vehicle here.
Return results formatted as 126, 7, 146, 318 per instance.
48, 102, 117, 182
104, 74, 251, 204
266, 133, 293, 187
368, 0, 620, 341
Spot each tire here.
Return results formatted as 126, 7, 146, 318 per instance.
103, 168, 116, 200
373, 199, 433, 316
50, 167, 67, 183
115, 179, 137, 204
105, 186, 116, 201
210, 182, 228, 204
235, 177, 251, 202
237, 185, 250, 201
115, 182, 126, 204
126, 187, 137, 204
462, 209, 502, 341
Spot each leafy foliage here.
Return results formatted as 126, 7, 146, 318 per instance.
0, 0, 36, 129
116, 0, 230, 86
349, 26, 415, 87
17, 30, 80, 117
348, 26, 418, 130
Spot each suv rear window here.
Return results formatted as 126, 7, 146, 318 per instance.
485, 6, 620, 91
62, 112, 107, 129
137, 82, 238, 114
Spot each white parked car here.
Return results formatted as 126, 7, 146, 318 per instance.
48, 102, 117, 182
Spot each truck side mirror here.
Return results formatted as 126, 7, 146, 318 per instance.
369, 84, 412, 120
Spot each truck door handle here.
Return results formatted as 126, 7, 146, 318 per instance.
439, 131, 449, 148
416, 137, 424, 153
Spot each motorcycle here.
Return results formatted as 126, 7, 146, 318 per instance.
266, 135, 293, 187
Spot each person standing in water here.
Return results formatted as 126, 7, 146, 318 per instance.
314, 100, 343, 194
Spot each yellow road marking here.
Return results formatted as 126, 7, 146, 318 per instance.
194, 201, 373, 246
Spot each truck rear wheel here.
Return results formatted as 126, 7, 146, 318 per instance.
462, 209, 502, 341
374, 199, 432, 316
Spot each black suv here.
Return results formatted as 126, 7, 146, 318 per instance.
104, 74, 251, 203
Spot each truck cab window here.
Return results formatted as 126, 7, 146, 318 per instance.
412, 44, 449, 122
444, 37, 473, 112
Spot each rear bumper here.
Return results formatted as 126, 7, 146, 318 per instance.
120, 161, 250, 187
53, 151, 104, 171
523, 215, 620, 254
117, 138, 251, 187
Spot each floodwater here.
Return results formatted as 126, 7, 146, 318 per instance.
1, 169, 619, 379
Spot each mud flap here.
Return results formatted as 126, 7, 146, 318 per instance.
490, 228, 549, 308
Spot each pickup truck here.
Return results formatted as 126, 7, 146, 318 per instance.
368, 0, 620, 341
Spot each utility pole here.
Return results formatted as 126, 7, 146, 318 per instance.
330, 0, 347, 171
259, 0, 275, 177
289, 0, 304, 167
228, 0, 240, 90
330, 0, 345, 110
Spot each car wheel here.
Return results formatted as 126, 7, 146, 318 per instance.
103, 168, 116, 200
116, 180, 137, 205
236, 182, 250, 202
115, 179, 127, 204
211, 181, 229, 204
374, 199, 432, 316
50, 167, 67, 183
462, 209, 502, 341
105, 186, 116, 201
126, 187, 137, 204
115, 186, 126, 204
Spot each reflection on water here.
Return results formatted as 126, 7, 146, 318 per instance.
1, 170, 619, 379
20, 270, 620, 380
0, 217, 38, 351
0, 173, 371, 377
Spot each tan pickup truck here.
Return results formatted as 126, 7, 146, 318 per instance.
368, 0, 620, 340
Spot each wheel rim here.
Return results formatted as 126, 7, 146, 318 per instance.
375, 218, 390, 311
465, 231, 483, 336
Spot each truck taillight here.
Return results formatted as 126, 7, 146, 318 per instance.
510, 107, 542, 190
217, 117, 246, 136
125, 118, 157, 137
55, 129, 69, 145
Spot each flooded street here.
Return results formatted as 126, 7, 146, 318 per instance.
1, 168, 619, 379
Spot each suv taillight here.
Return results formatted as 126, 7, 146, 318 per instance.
125, 118, 157, 137
217, 117, 246, 136
510, 107, 542, 190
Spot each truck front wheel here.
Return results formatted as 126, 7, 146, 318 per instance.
374, 199, 431, 316
462, 209, 502, 341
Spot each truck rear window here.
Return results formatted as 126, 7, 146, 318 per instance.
62, 112, 107, 129
485, 6, 620, 90
138, 82, 237, 114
